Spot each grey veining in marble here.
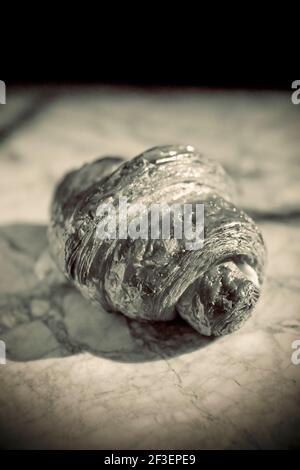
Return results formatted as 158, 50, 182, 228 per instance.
0, 87, 299, 449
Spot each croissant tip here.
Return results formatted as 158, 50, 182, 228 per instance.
177, 261, 261, 337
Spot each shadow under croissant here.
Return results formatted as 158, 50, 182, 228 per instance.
0, 224, 216, 363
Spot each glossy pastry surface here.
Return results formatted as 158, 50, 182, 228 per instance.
49, 145, 266, 336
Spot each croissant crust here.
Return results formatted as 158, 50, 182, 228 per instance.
48, 145, 266, 336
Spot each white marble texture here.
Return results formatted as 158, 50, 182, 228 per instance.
0, 87, 299, 449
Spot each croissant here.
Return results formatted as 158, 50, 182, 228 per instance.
48, 145, 266, 336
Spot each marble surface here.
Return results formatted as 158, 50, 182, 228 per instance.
0, 87, 299, 449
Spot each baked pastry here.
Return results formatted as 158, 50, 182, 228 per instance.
48, 145, 266, 336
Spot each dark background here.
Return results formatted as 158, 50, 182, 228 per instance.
5, 78, 293, 90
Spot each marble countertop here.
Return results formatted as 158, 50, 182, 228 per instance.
0, 87, 299, 449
